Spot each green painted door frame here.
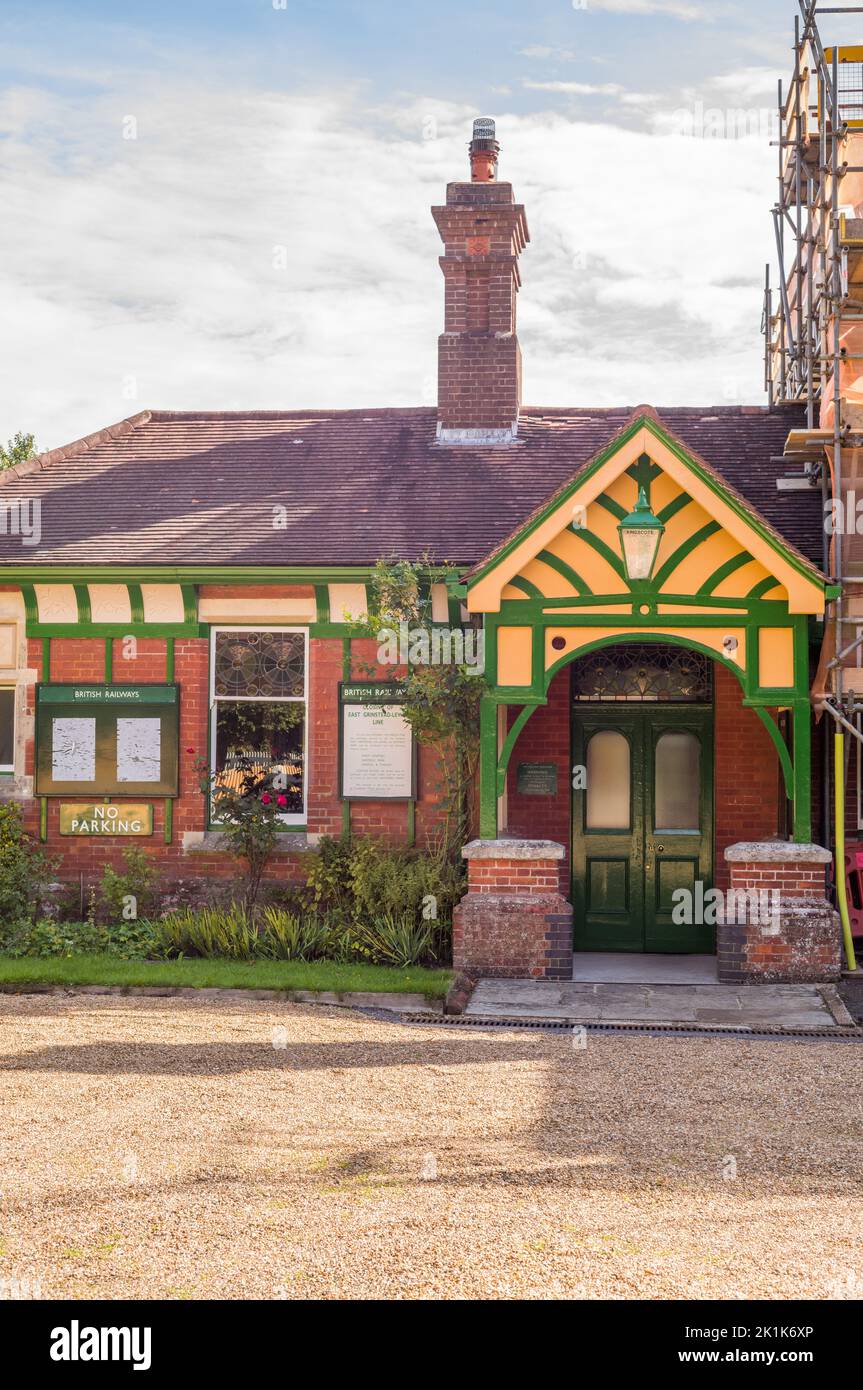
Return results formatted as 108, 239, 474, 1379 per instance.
571, 705, 714, 954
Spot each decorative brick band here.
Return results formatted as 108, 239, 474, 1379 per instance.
719, 842, 840, 983
454, 839, 573, 979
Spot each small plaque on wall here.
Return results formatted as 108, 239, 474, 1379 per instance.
59, 804, 154, 836
517, 762, 558, 797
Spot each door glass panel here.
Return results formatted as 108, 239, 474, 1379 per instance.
655, 731, 700, 831
586, 730, 631, 830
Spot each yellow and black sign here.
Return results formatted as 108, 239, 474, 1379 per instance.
59, 804, 154, 836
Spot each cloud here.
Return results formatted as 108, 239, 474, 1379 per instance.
573, 0, 714, 18
523, 81, 625, 96
0, 75, 776, 451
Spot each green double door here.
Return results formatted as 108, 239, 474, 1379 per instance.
572, 707, 714, 953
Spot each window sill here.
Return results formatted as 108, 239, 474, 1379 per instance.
181, 830, 314, 855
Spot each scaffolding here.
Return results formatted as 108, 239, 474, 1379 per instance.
764, 1, 863, 750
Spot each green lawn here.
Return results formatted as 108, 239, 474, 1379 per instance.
0, 953, 453, 999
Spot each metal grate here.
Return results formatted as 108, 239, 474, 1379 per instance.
837, 61, 863, 125
400, 1013, 863, 1041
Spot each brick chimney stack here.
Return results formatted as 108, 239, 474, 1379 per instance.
433, 119, 529, 445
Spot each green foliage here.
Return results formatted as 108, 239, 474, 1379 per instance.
0, 431, 36, 470
99, 848, 159, 924
353, 912, 437, 968
0, 916, 162, 960
194, 755, 286, 910
350, 555, 484, 854
304, 834, 354, 914
0, 803, 56, 924
157, 903, 259, 960
3, 918, 98, 958
346, 836, 462, 927
259, 906, 336, 961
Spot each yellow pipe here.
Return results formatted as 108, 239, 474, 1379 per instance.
834, 732, 858, 972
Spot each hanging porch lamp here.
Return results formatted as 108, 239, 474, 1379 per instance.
618, 486, 665, 582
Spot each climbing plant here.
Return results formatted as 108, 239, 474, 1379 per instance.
350, 556, 485, 859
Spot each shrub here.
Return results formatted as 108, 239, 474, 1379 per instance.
102, 918, 162, 960
157, 903, 258, 960
194, 755, 287, 911
304, 835, 354, 916
99, 848, 159, 925
0, 803, 56, 925
2, 918, 104, 958
354, 912, 437, 967
347, 838, 462, 928
259, 906, 337, 961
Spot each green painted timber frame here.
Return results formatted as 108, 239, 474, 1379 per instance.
476, 595, 817, 846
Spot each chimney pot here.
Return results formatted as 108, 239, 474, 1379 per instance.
469, 116, 499, 182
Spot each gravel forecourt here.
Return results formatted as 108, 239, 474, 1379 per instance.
1, 994, 861, 1301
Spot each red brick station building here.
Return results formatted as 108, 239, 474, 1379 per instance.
0, 122, 844, 984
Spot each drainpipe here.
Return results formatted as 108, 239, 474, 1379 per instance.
834, 730, 858, 972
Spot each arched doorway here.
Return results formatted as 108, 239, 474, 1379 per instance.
570, 643, 714, 953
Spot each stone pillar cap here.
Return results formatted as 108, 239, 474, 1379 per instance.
462, 838, 566, 861
724, 841, 832, 865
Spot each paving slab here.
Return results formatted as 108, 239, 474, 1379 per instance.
466, 978, 846, 1029
574, 953, 718, 985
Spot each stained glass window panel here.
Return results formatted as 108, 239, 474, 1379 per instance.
572, 644, 711, 703
214, 631, 305, 699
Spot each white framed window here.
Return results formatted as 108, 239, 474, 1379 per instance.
209, 628, 308, 825
0, 687, 14, 773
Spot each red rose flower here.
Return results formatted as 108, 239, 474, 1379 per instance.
186, 747, 195, 755
261, 793, 271, 805
277, 794, 288, 807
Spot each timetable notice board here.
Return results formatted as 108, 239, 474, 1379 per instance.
339, 682, 416, 800
36, 685, 180, 797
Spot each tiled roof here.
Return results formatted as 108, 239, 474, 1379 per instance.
0, 404, 823, 570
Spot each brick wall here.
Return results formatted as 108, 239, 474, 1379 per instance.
467, 856, 561, 895
21, 627, 446, 897
504, 668, 571, 892
714, 666, 782, 890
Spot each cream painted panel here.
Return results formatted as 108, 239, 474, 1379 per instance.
759, 628, 795, 688
0, 624, 15, 668
545, 625, 747, 675
88, 584, 132, 624
328, 583, 367, 622
140, 584, 185, 623
34, 584, 77, 623
198, 596, 316, 623
545, 528, 629, 595
431, 583, 450, 623
712, 558, 771, 600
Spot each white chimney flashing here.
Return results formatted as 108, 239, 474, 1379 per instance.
435, 422, 518, 447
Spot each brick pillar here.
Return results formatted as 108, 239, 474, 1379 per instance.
719, 841, 840, 983
453, 839, 573, 979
